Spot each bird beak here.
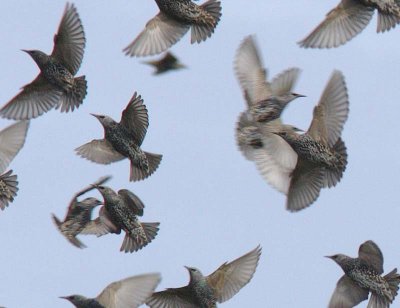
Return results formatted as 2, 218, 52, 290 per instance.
324, 255, 334, 259
59, 296, 69, 300
90, 113, 100, 119
294, 93, 306, 98
21, 49, 31, 54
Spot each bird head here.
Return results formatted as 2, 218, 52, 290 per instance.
60, 295, 87, 306
90, 114, 115, 128
21, 49, 49, 67
185, 266, 205, 283
325, 254, 350, 268
81, 197, 102, 207
93, 185, 115, 199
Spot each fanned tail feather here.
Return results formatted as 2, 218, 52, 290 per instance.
191, 0, 222, 43
120, 222, 160, 253
377, 10, 400, 33
56, 75, 87, 112
129, 152, 162, 182
322, 138, 347, 188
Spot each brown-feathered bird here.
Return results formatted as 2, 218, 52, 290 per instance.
146, 245, 261, 307
0, 121, 30, 210
327, 240, 400, 308
298, 0, 400, 48
75, 92, 162, 182
51, 176, 112, 249
123, 0, 222, 57
0, 3, 87, 119
143, 52, 186, 75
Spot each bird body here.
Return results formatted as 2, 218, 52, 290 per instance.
143, 52, 186, 75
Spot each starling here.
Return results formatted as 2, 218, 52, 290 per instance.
327, 240, 400, 308
61, 272, 161, 308
298, 1, 400, 49
0, 3, 87, 120
146, 245, 261, 307
123, 0, 222, 57
51, 176, 112, 248
75, 92, 162, 182
270, 70, 349, 212
143, 52, 187, 75
93, 185, 160, 253
0, 120, 30, 210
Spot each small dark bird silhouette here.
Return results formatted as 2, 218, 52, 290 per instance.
146, 245, 261, 307
327, 240, 400, 308
51, 176, 112, 248
75, 92, 162, 182
60, 272, 161, 308
299, 0, 400, 48
0, 3, 87, 119
123, 0, 222, 57
93, 185, 160, 253
143, 52, 186, 75
0, 121, 30, 210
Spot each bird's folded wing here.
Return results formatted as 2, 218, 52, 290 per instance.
0, 74, 62, 120
52, 2, 85, 74
81, 206, 120, 236
118, 189, 145, 216
146, 286, 197, 308
298, 0, 374, 48
207, 245, 261, 303
358, 240, 384, 274
123, 12, 190, 57
328, 275, 368, 308
75, 139, 125, 164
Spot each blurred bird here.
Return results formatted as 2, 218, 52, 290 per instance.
0, 3, 87, 120
270, 70, 349, 211
146, 245, 261, 307
75, 92, 162, 182
143, 52, 186, 75
51, 175, 112, 249
327, 240, 400, 308
61, 273, 161, 308
123, 0, 222, 57
93, 185, 160, 253
298, 1, 400, 49
0, 121, 30, 210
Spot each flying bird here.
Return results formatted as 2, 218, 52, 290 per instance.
0, 120, 30, 210
146, 245, 261, 307
51, 175, 112, 248
269, 70, 349, 212
298, 1, 400, 49
123, 0, 222, 57
61, 273, 161, 308
75, 92, 162, 182
93, 185, 160, 253
0, 3, 87, 120
327, 240, 400, 308
142, 52, 186, 75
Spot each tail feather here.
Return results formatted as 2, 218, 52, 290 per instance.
385, 268, 400, 301
56, 75, 87, 112
323, 138, 347, 188
191, 0, 222, 43
377, 10, 400, 33
129, 152, 162, 182
120, 222, 160, 253
0, 170, 18, 210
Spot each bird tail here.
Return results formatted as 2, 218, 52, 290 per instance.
377, 8, 400, 33
368, 268, 400, 307
322, 138, 347, 188
51, 214, 87, 249
129, 152, 162, 182
384, 268, 400, 302
0, 170, 18, 210
190, 0, 222, 44
56, 75, 87, 112
120, 222, 160, 253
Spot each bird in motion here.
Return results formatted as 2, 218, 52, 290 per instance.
61, 272, 161, 308
123, 0, 222, 57
93, 185, 160, 253
298, 0, 400, 49
0, 3, 87, 120
51, 175, 112, 249
75, 92, 162, 182
327, 240, 400, 308
0, 120, 30, 210
142, 52, 187, 75
146, 245, 261, 307
270, 70, 349, 212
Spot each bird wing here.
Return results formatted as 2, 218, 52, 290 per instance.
96, 273, 161, 308
206, 245, 261, 303
328, 275, 369, 308
75, 139, 125, 164
0, 74, 62, 120
83, 206, 120, 235
307, 71, 349, 147
298, 0, 374, 48
234, 35, 272, 107
270, 67, 301, 97
123, 12, 190, 57
358, 240, 384, 274
235, 111, 263, 162
118, 189, 145, 216
0, 121, 29, 174
51, 3, 85, 75
286, 159, 324, 212
146, 286, 197, 308
120, 92, 149, 146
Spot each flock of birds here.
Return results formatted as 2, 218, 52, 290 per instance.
1, 0, 400, 307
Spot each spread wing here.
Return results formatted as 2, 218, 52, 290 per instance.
328, 275, 369, 308
75, 139, 125, 164
358, 240, 384, 274
146, 286, 197, 308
